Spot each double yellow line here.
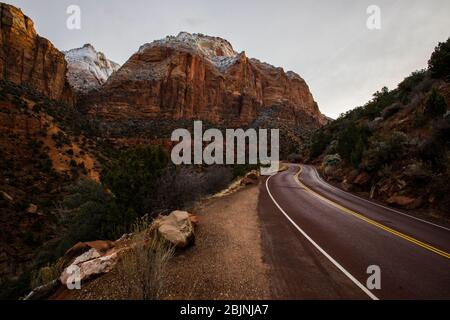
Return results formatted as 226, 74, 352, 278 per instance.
294, 166, 450, 259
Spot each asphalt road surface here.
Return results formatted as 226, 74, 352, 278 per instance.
258, 164, 450, 299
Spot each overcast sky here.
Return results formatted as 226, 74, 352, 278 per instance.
5, 0, 450, 118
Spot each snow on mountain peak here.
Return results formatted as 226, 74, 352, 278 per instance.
139, 32, 241, 72
64, 44, 120, 93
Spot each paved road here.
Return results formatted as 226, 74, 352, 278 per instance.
258, 164, 450, 299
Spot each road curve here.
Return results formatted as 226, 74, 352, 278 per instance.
258, 164, 450, 299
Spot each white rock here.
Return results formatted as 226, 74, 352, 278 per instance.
64, 44, 120, 93
60, 249, 117, 286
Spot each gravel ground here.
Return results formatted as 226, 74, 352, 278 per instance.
161, 184, 271, 300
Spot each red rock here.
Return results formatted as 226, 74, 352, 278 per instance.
353, 172, 370, 186
241, 177, 257, 186
0, 4, 74, 104
81, 33, 326, 145
64, 240, 115, 262
387, 195, 415, 208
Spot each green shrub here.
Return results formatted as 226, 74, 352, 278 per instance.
364, 132, 408, 171
424, 89, 447, 118
323, 154, 341, 167
398, 70, 427, 103
309, 129, 331, 159
428, 37, 450, 80
336, 123, 371, 167
101, 146, 169, 216
59, 179, 126, 246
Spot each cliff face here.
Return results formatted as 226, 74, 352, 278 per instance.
0, 3, 73, 104
64, 44, 120, 94
83, 32, 325, 130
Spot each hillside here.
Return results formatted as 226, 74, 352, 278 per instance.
305, 38, 450, 221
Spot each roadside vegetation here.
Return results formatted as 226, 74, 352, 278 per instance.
305, 38, 450, 218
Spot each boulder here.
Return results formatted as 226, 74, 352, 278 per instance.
60, 249, 118, 286
64, 240, 115, 262
241, 177, 257, 186
241, 171, 259, 186
387, 195, 415, 208
353, 172, 370, 186
156, 211, 194, 248
246, 171, 259, 180
26, 204, 38, 214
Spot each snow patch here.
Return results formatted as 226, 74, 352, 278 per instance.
139, 32, 241, 72
64, 44, 120, 92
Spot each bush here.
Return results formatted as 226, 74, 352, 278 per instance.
424, 89, 447, 118
428, 37, 450, 79
337, 123, 371, 167
30, 259, 64, 289
58, 179, 125, 248
144, 165, 233, 215
309, 129, 331, 159
323, 154, 341, 167
419, 117, 450, 169
364, 132, 408, 171
398, 70, 427, 103
101, 146, 169, 216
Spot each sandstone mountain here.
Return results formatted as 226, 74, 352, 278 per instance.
0, 3, 73, 105
81, 32, 325, 152
64, 44, 120, 94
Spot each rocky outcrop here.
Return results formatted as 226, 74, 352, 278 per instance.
0, 3, 73, 104
82, 32, 325, 132
64, 44, 120, 94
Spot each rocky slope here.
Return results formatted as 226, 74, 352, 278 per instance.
64, 44, 120, 94
81, 32, 325, 153
306, 38, 450, 220
0, 3, 73, 105
0, 3, 106, 298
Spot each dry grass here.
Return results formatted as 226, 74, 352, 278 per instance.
30, 259, 65, 289
116, 216, 174, 300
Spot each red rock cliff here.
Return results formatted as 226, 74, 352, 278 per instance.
0, 3, 73, 104
83, 32, 325, 129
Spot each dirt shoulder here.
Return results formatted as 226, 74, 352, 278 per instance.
162, 184, 271, 299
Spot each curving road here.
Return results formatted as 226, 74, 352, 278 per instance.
258, 164, 450, 300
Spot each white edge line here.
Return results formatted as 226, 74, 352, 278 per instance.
308, 166, 450, 232
265, 173, 379, 300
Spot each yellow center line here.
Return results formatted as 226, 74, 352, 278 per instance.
293, 166, 450, 259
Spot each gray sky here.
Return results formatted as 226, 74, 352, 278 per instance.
5, 0, 450, 118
